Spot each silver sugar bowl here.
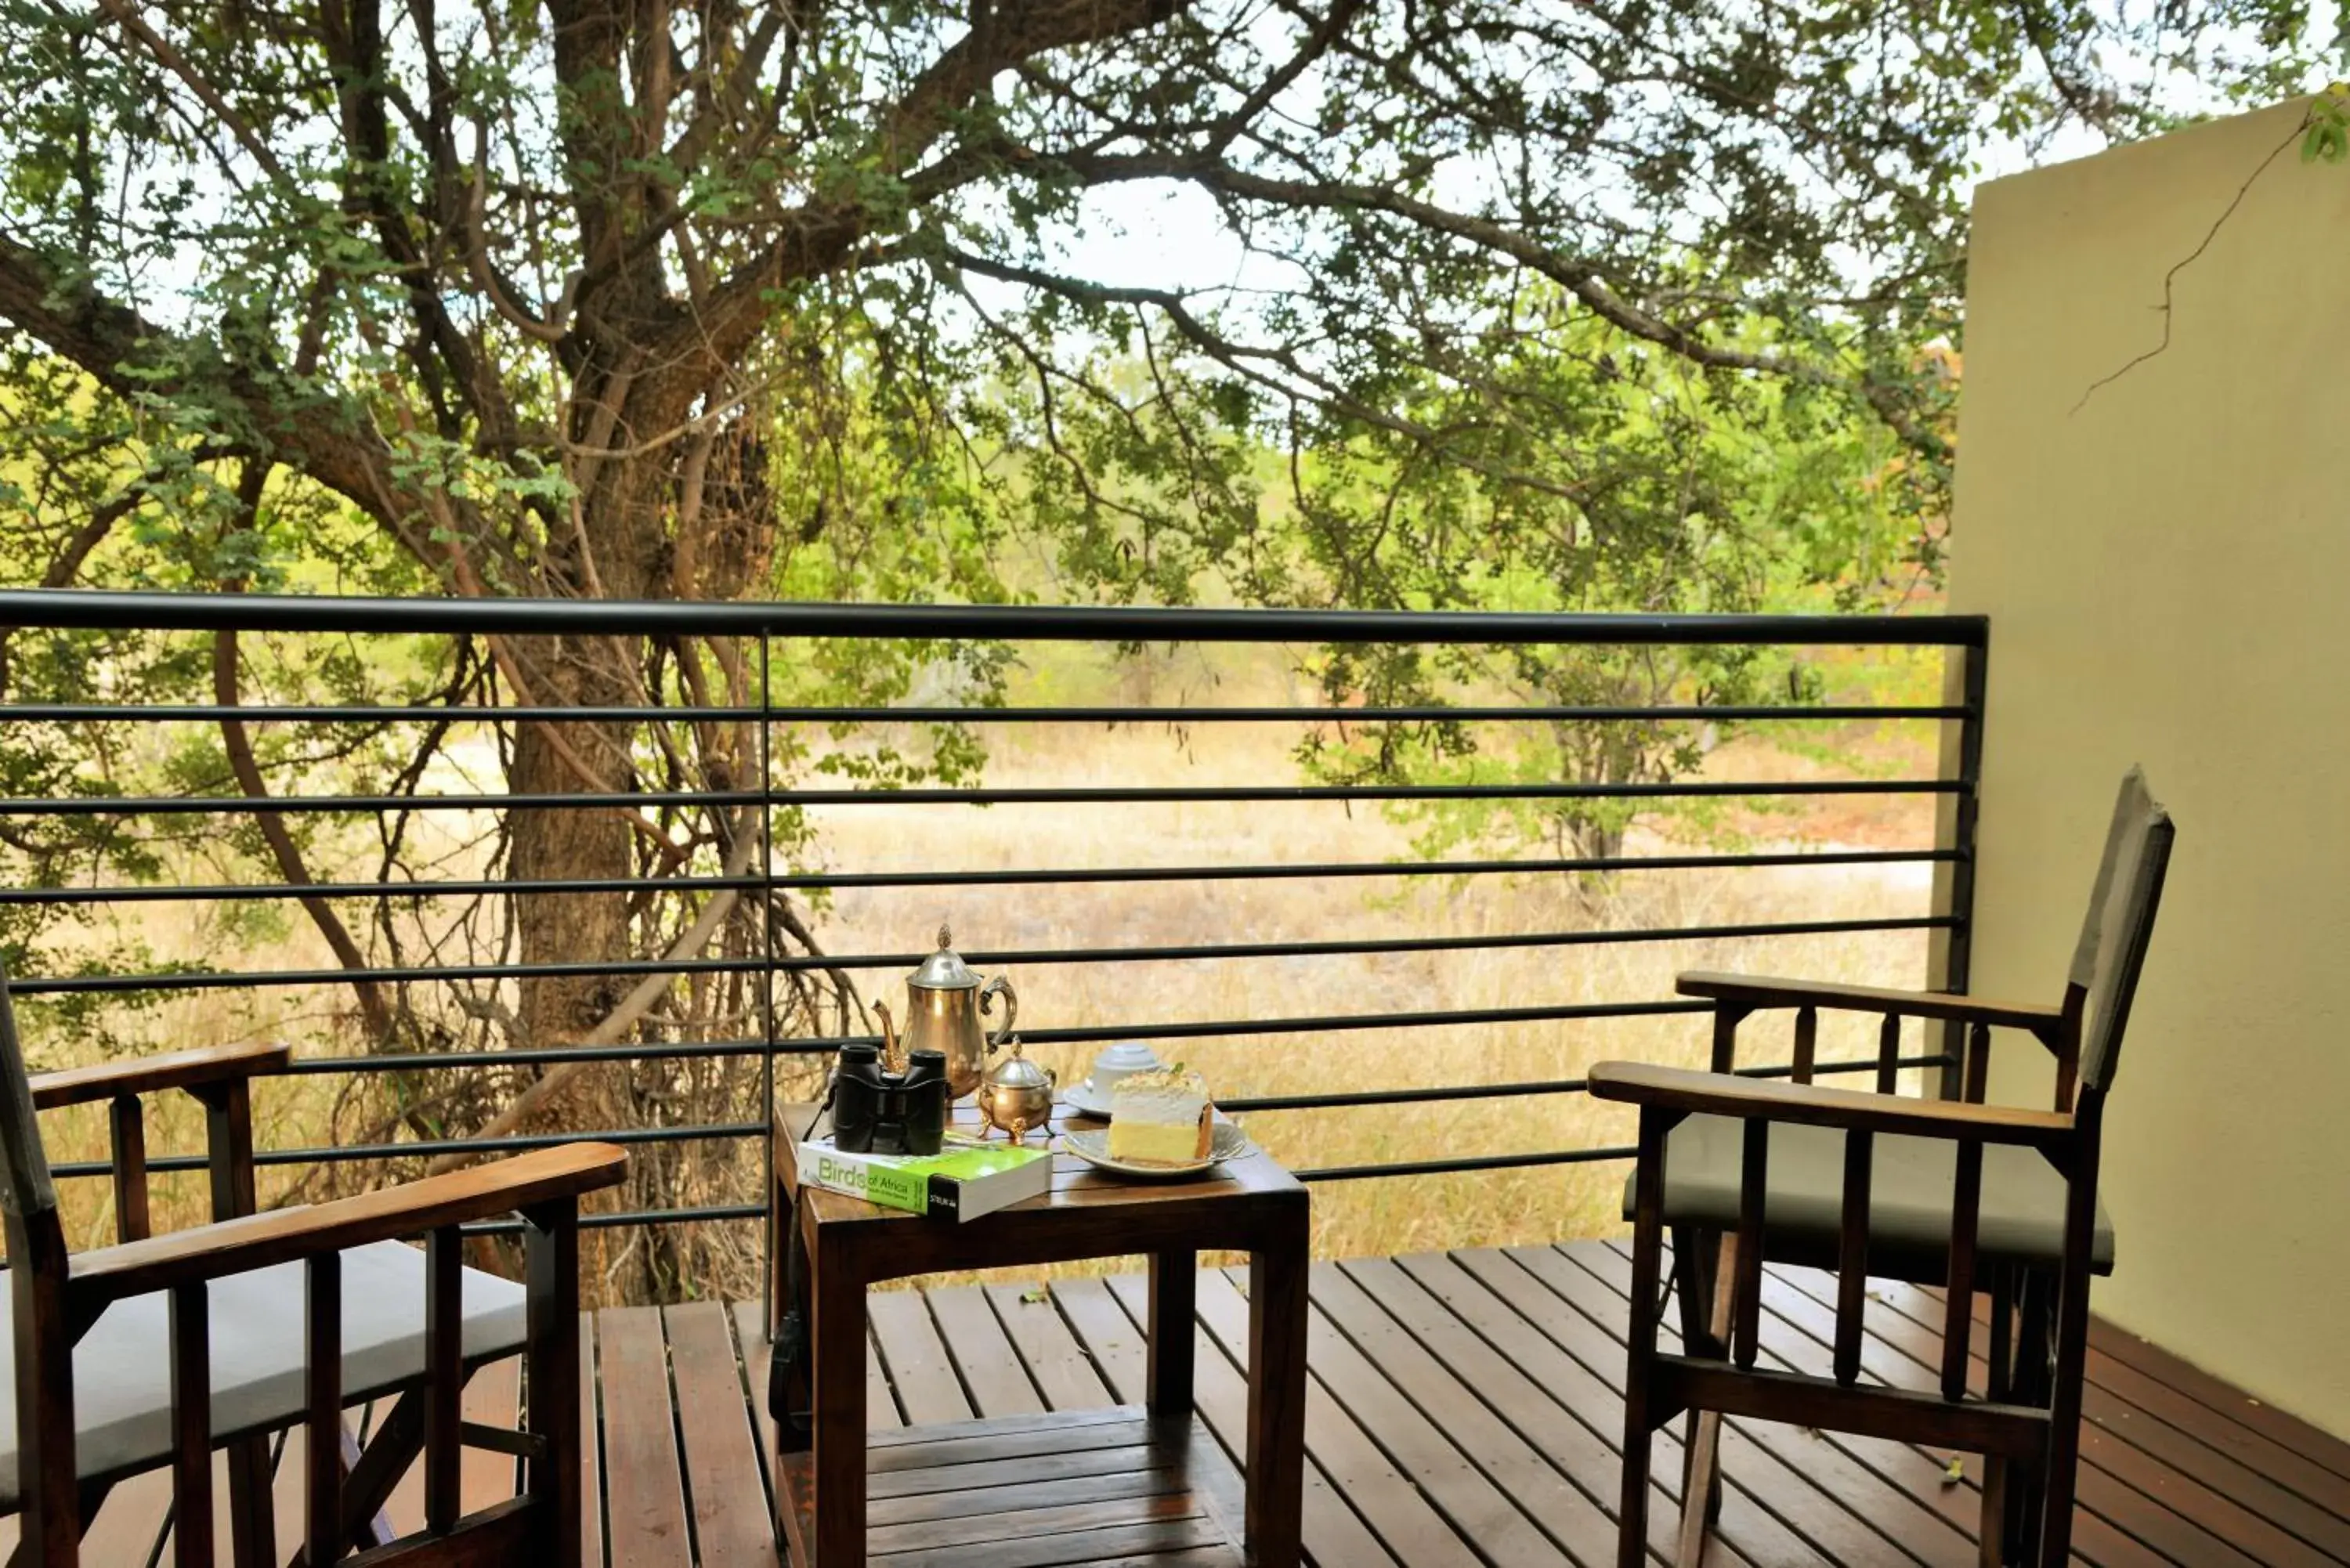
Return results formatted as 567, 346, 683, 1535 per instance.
975, 1037, 1056, 1142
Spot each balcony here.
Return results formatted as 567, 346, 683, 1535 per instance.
1, 591, 2340, 1566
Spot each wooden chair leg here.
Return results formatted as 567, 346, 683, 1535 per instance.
2036, 1263, 2094, 1564
1675, 1412, 1724, 1567
1979, 1457, 2008, 1567
2009, 1270, 2054, 1566
1668, 1227, 1719, 1354
222, 1433, 275, 1568
1671, 1230, 1734, 1560
1619, 1117, 1673, 1568
338, 1389, 426, 1553
525, 1198, 584, 1568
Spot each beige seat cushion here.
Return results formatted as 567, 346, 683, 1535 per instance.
0, 1235, 527, 1506
1621, 1115, 2115, 1276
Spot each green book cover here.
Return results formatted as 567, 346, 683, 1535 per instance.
796, 1139, 1053, 1221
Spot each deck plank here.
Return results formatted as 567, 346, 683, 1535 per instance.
2077, 1306, 2350, 1487
585, 1310, 606, 1568
35, 1236, 2341, 1568
77, 1464, 173, 1566
985, 1281, 1115, 1411
925, 1283, 1047, 1418
1445, 1246, 1836, 1568
601, 1305, 694, 1568
1514, 1244, 1914, 1567
868, 1287, 976, 1425
1097, 1275, 1405, 1568
1175, 1278, 1485, 1568
1585, 1240, 2166, 1568
1391, 1250, 1790, 1568
1564, 1242, 1986, 1568
666, 1301, 778, 1568
1188, 1263, 1560, 1568
1885, 1278, 2350, 1547
1747, 1256, 2287, 1568
1047, 1277, 1150, 1401
1311, 1259, 1636, 1566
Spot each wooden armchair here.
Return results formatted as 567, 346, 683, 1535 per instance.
1593, 768, 2174, 1567
0, 972, 627, 1566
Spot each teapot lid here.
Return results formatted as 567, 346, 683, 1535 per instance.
909, 924, 982, 989
985, 1037, 1053, 1088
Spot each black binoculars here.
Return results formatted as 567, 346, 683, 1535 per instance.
830, 1042, 949, 1155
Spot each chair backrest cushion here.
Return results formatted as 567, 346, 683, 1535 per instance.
2076, 768, 2175, 1093
0, 961, 52, 1220
2068, 768, 2148, 990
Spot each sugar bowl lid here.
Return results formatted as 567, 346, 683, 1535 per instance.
909, 924, 982, 989
985, 1036, 1053, 1089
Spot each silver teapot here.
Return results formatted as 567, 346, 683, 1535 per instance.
873, 925, 1018, 1099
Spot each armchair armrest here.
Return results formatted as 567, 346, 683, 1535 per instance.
1587, 1061, 2075, 1148
31, 1039, 291, 1110
1675, 972, 2062, 1032
67, 1141, 627, 1305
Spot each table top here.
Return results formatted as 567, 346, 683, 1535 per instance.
776, 1099, 1303, 1231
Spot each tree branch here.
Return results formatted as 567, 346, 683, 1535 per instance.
423, 810, 764, 1172
215, 464, 396, 1043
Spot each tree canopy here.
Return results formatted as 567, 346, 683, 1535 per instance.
0, 0, 2323, 606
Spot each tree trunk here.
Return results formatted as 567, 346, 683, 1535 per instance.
508, 708, 638, 1056
506, 417, 673, 1063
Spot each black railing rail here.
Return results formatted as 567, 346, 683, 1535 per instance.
0, 590, 1987, 1260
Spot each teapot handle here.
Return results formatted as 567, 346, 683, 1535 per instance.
980, 975, 1018, 1056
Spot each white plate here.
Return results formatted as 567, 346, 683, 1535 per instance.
1059, 1080, 1118, 1118
1060, 1122, 1253, 1180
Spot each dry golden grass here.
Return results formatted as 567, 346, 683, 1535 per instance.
795, 641, 1948, 1283
25, 638, 1950, 1299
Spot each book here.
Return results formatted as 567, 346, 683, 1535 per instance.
795, 1137, 1054, 1222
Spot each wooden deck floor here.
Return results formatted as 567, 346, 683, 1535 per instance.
33, 1239, 2350, 1566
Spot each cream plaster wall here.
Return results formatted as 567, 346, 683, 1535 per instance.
1954, 99, 2350, 1436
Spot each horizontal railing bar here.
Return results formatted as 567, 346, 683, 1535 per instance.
848, 1000, 1712, 1046
1289, 1055, 1963, 1180
4, 704, 770, 724
0, 701, 1973, 725
0, 588, 1990, 646
1295, 1146, 1636, 1180
283, 1038, 786, 1072
13, 916, 1952, 995
0, 778, 1961, 815
1219, 1053, 1950, 1111
0, 875, 765, 905
466, 1203, 767, 1236
287, 1039, 1957, 1084
41, 999, 1719, 1079
0, 789, 765, 817
46, 1120, 765, 1180
61, 1008, 1723, 1075
35, 1052, 1958, 1189
698, 916, 1965, 971
0, 847, 1959, 906
168, 1007, 1723, 1091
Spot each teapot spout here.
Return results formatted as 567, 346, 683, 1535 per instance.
873, 999, 902, 1075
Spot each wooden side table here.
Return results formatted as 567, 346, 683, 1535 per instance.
771, 1102, 1310, 1568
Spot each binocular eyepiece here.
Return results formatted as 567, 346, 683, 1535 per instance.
830, 1042, 949, 1155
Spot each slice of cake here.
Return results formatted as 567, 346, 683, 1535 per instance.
1107, 1067, 1213, 1165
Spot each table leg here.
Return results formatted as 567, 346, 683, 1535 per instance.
774, 1178, 812, 1454
1148, 1248, 1196, 1415
809, 1216, 866, 1568
1246, 1202, 1309, 1568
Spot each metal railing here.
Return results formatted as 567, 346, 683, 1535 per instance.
0, 591, 1987, 1266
